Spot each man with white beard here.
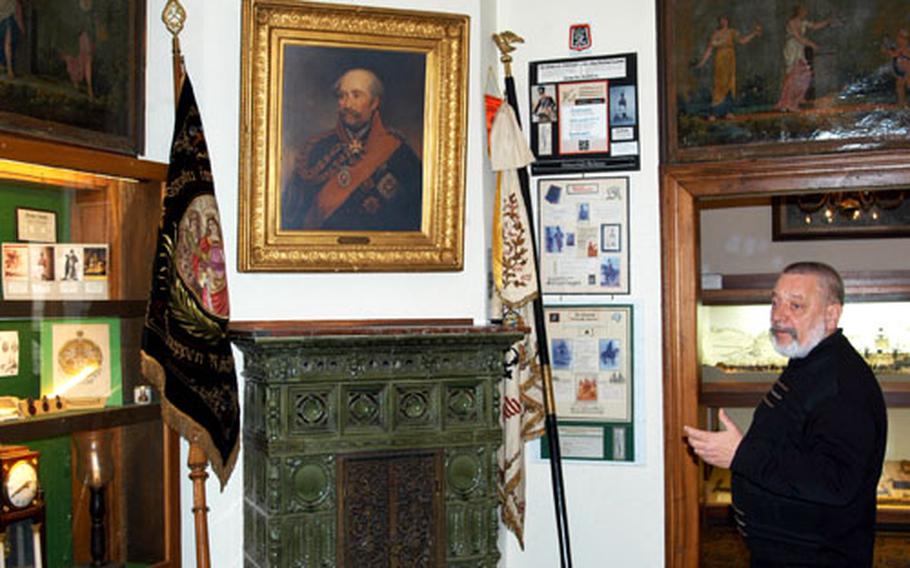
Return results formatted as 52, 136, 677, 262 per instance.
685, 261, 886, 567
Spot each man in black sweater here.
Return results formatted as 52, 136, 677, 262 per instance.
685, 261, 887, 567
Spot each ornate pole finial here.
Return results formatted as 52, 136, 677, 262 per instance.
161, 0, 187, 101
162, 0, 187, 37
492, 31, 524, 77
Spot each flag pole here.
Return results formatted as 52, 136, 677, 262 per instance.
161, 3, 212, 568
493, 31, 573, 568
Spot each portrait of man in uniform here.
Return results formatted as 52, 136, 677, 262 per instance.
239, 5, 468, 272
279, 46, 426, 232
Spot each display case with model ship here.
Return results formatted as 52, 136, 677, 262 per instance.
697, 270, 910, 533
0, 135, 180, 567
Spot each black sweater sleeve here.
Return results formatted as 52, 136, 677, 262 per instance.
731, 391, 879, 506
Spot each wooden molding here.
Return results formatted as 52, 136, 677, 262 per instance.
702, 270, 910, 305
0, 133, 166, 182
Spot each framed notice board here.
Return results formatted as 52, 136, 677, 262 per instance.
538, 176, 630, 295
541, 304, 634, 462
528, 53, 640, 175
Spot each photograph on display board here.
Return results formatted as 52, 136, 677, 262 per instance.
56, 246, 82, 282
2, 243, 28, 279
0, 331, 19, 377
538, 176, 629, 294
609, 85, 636, 126
30, 245, 54, 282
1, 243, 28, 299
531, 84, 558, 123
83, 246, 108, 279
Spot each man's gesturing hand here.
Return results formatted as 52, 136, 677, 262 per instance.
683, 409, 743, 469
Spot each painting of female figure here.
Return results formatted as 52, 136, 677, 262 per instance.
196, 216, 228, 316
0, 0, 23, 78
775, 5, 838, 112
0, 0, 143, 154
176, 195, 230, 318
61, 0, 96, 100
695, 15, 762, 119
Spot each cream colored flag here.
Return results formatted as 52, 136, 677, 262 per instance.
488, 99, 545, 547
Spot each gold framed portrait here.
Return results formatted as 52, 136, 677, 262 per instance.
238, 0, 469, 271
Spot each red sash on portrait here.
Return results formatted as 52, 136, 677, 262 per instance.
304, 114, 402, 228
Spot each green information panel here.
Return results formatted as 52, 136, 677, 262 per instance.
541, 305, 634, 462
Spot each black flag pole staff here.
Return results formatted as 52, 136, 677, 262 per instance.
493, 31, 573, 568
141, 2, 241, 568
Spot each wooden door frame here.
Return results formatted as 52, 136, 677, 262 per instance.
660, 150, 910, 568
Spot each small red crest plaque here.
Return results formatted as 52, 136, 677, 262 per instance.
569, 23, 592, 51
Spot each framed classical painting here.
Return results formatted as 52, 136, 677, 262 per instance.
659, 0, 910, 163
238, 0, 469, 271
0, 0, 145, 155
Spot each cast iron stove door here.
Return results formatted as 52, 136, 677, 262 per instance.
340, 451, 443, 567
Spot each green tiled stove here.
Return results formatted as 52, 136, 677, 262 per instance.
231, 322, 522, 568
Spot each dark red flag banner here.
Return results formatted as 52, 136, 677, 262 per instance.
141, 73, 239, 487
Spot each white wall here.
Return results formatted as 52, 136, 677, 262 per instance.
701, 206, 910, 274
495, 2, 664, 567
144, 1, 664, 566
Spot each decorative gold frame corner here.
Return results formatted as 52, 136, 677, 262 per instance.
238, 0, 469, 272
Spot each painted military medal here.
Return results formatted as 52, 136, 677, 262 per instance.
338, 166, 351, 187
338, 138, 364, 188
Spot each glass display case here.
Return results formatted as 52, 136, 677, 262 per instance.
0, 135, 179, 567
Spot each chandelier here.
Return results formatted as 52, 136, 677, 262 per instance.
796, 190, 906, 225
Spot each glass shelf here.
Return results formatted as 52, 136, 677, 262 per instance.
701, 270, 910, 305
0, 300, 147, 319
701, 379, 910, 408
0, 403, 161, 442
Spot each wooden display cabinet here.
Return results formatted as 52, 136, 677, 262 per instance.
0, 134, 180, 567
660, 151, 910, 567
